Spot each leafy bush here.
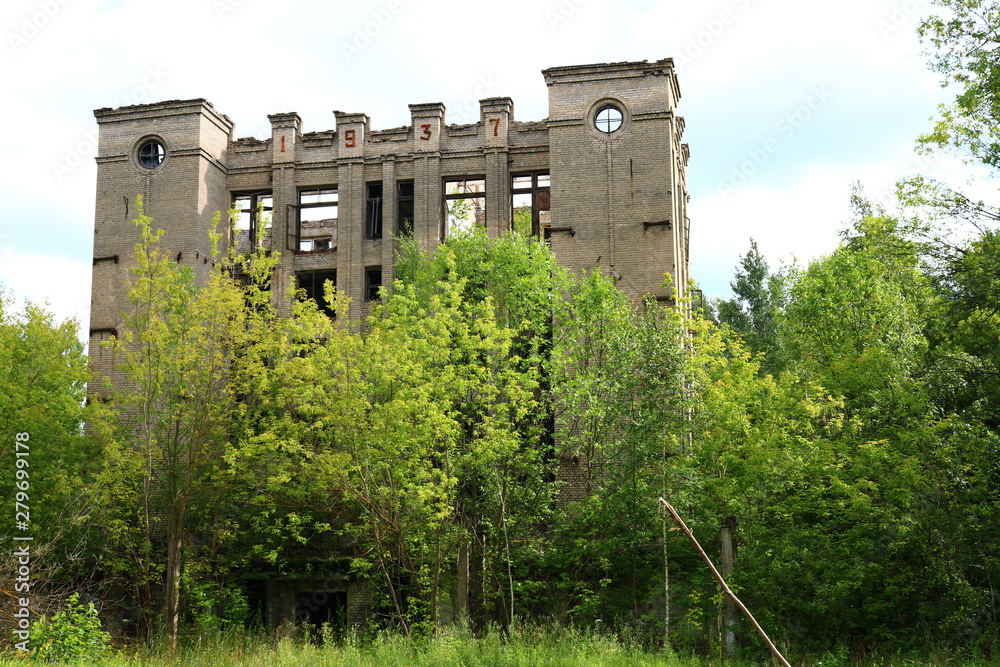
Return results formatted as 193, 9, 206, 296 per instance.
30, 593, 111, 663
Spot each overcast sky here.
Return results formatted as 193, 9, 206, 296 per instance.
0, 0, 970, 332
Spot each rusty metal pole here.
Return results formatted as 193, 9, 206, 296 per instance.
658, 498, 791, 667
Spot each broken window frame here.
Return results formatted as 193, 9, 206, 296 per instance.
396, 180, 414, 238
443, 177, 486, 237
137, 138, 166, 169
366, 182, 383, 240
510, 172, 550, 237
365, 266, 382, 302
231, 191, 273, 250
292, 187, 338, 253
295, 269, 338, 317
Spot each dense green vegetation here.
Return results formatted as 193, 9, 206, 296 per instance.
8, 200, 1000, 664
0, 626, 751, 667
6, 626, 1000, 667
6, 1, 1000, 663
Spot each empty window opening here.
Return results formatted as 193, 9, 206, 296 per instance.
444, 178, 486, 236
397, 181, 414, 237
297, 236, 333, 252
295, 590, 347, 633
296, 270, 337, 317
366, 182, 383, 239
295, 188, 338, 253
511, 173, 550, 237
656, 295, 676, 308
232, 192, 273, 252
244, 579, 267, 629
365, 266, 382, 302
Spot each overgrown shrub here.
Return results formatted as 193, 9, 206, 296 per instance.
29, 593, 110, 663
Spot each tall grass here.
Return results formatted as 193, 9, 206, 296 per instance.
1, 625, 996, 666
0, 624, 696, 667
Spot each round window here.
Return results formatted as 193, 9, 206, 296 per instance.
137, 139, 166, 169
594, 105, 624, 134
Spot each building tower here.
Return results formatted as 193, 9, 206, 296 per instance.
89, 100, 234, 394
543, 59, 689, 303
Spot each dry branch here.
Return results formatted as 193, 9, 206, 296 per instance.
659, 497, 791, 667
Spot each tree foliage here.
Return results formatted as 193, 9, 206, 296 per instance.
98, 201, 278, 646
0, 289, 105, 615
27, 10, 1000, 647
918, 0, 1000, 168
716, 239, 788, 372
30, 593, 111, 664
10, 185, 1000, 661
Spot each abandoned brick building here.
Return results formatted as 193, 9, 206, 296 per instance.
88, 58, 690, 628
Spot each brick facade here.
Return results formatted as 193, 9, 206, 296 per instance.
90, 58, 689, 343
88, 58, 690, 627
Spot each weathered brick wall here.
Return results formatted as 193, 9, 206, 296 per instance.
346, 580, 371, 626
89, 59, 691, 625
90, 100, 233, 394
544, 59, 687, 302
91, 60, 688, 383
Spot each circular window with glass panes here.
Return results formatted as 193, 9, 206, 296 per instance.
594, 104, 624, 134
137, 138, 166, 169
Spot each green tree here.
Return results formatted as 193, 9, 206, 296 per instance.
100, 202, 273, 648
897, 1, 1000, 250
755, 213, 1000, 652
890, 11, 1000, 645
682, 314, 844, 655
30, 593, 111, 664
0, 291, 105, 609
918, 0, 1000, 169
928, 230, 1000, 423
228, 230, 557, 631
780, 216, 932, 427
391, 230, 572, 627
716, 239, 788, 372
545, 269, 691, 636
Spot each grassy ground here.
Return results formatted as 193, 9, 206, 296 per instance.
0, 626, 996, 666
1, 626, 697, 667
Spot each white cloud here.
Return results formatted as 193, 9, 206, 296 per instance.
692, 166, 851, 296
0, 0, 987, 318
0, 249, 91, 331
